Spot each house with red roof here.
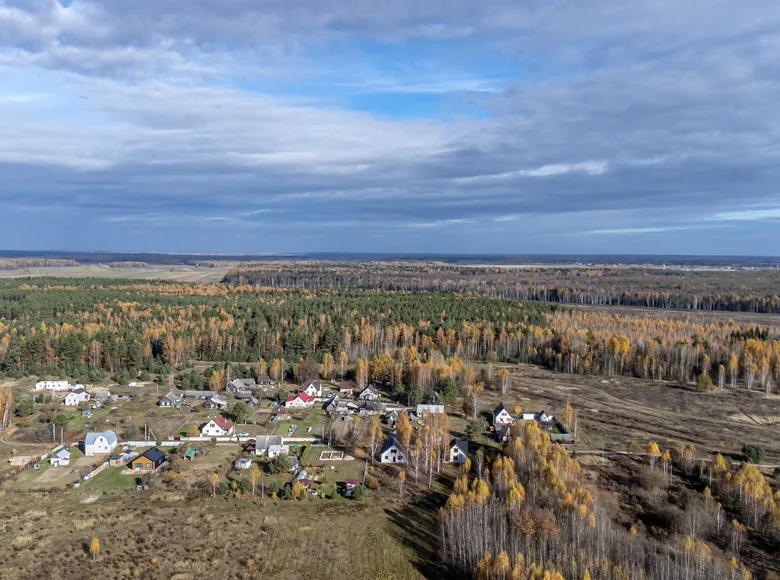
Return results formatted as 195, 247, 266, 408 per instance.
200, 415, 235, 437
285, 392, 315, 409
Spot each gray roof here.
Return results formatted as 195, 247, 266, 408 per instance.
254, 435, 284, 450
71, 387, 87, 395
450, 439, 468, 454
184, 390, 215, 398
161, 391, 179, 403
94, 391, 111, 399
84, 429, 117, 446
54, 448, 70, 459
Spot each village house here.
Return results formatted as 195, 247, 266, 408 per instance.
493, 403, 515, 426
302, 379, 323, 398
234, 458, 253, 470
201, 416, 235, 437
63, 388, 90, 406
93, 390, 111, 404
379, 436, 407, 464
50, 448, 70, 467
234, 391, 260, 406
447, 439, 469, 464
285, 392, 315, 409
253, 435, 284, 456
35, 380, 71, 391
358, 386, 380, 401
158, 391, 181, 407
130, 447, 166, 472
206, 394, 229, 410
256, 375, 274, 386
83, 430, 118, 456
338, 381, 354, 396
227, 378, 256, 394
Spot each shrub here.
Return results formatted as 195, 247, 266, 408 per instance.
741, 443, 766, 464
695, 374, 715, 392
366, 476, 380, 490
351, 485, 365, 500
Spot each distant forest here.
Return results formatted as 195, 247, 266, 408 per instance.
225, 261, 780, 314
1, 279, 779, 397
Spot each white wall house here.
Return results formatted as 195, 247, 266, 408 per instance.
200, 416, 234, 437
84, 430, 118, 456
50, 448, 71, 467
359, 386, 380, 401
379, 437, 407, 464
302, 380, 322, 398
493, 404, 515, 426
417, 404, 445, 415
447, 440, 468, 465
285, 392, 314, 408
63, 388, 90, 406
35, 380, 71, 391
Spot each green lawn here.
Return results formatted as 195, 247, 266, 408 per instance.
273, 421, 293, 436
83, 466, 138, 492
202, 445, 239, 467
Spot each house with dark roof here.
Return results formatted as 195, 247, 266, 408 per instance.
227, 378, 256, 394
493, 403, 515, 426
256, 375, 274, 386
338, 381, 354, 396
158, 391, 181, 407
130, 447, 166, 472
303, 379, 323, 398
447, 439, 469, 464
358, 386, 381, 401
379, 437, 407, 464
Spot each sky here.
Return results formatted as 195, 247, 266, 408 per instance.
2, 1, 780, 255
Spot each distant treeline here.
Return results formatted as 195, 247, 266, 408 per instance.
108, 261, 148, 268
0, 258, 79, 270
224, 261, 780, 314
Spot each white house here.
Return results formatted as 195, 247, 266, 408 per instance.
379, 437, 407, 464
285, 392, 315, 408
234, 458, 253, 470
447, 439, 468, 465
302, 380, 323, 398
200, 416, 235, 437
206, 395, 229, 410
359, 386, 380, 401
493, 403, 515, 426
84, 430, 118, 456
63, 388, 90, 406
35, 380, 70, 391
267, 444, 290, 458
50, 448, 71, 467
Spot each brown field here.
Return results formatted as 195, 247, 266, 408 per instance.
0, 264, 231, 283
488, 363, 780, 463
0, 485, 434, 580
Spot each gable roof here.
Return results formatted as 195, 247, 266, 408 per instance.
84, 429, 117, 446
339, 381, 353, 390
380, 437, 405, 456
304, 379, 321, 389
493, 403, 509, 416
161, 391, 179, 403
137, 446, 166, 463
94, 390, 111, 399
450, 439, 468, 454
71, 387, 87, 395
211, 415, 234, 431
54, 448, 70, 459
287, 392, 314, 403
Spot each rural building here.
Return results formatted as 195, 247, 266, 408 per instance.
493, 403, 515, 426
417, 404, 445, 415
93, 391, 111, 404
254, 435, 284, 456
84, 430, 118, 456
50, 448, 71, 467
63, 388, 90, 406
184, 390, 216, 399
359, 386, 380, 401
109, 450, 134, 466
303, 380, 323, 398
338, 382, 354, 396
234, 458, 253, 470
35, 380, 71, 391
447, 440, 468, 464
379, 437, 407, 464
130, 447, 166, 472
227, 378, 256, 393
267, 444, 290, 458
158, 391, 181, 407
206, 395, 228, 410
200, 416, 234, 437
256, 375, 274, 386
285, 392, 315, 408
